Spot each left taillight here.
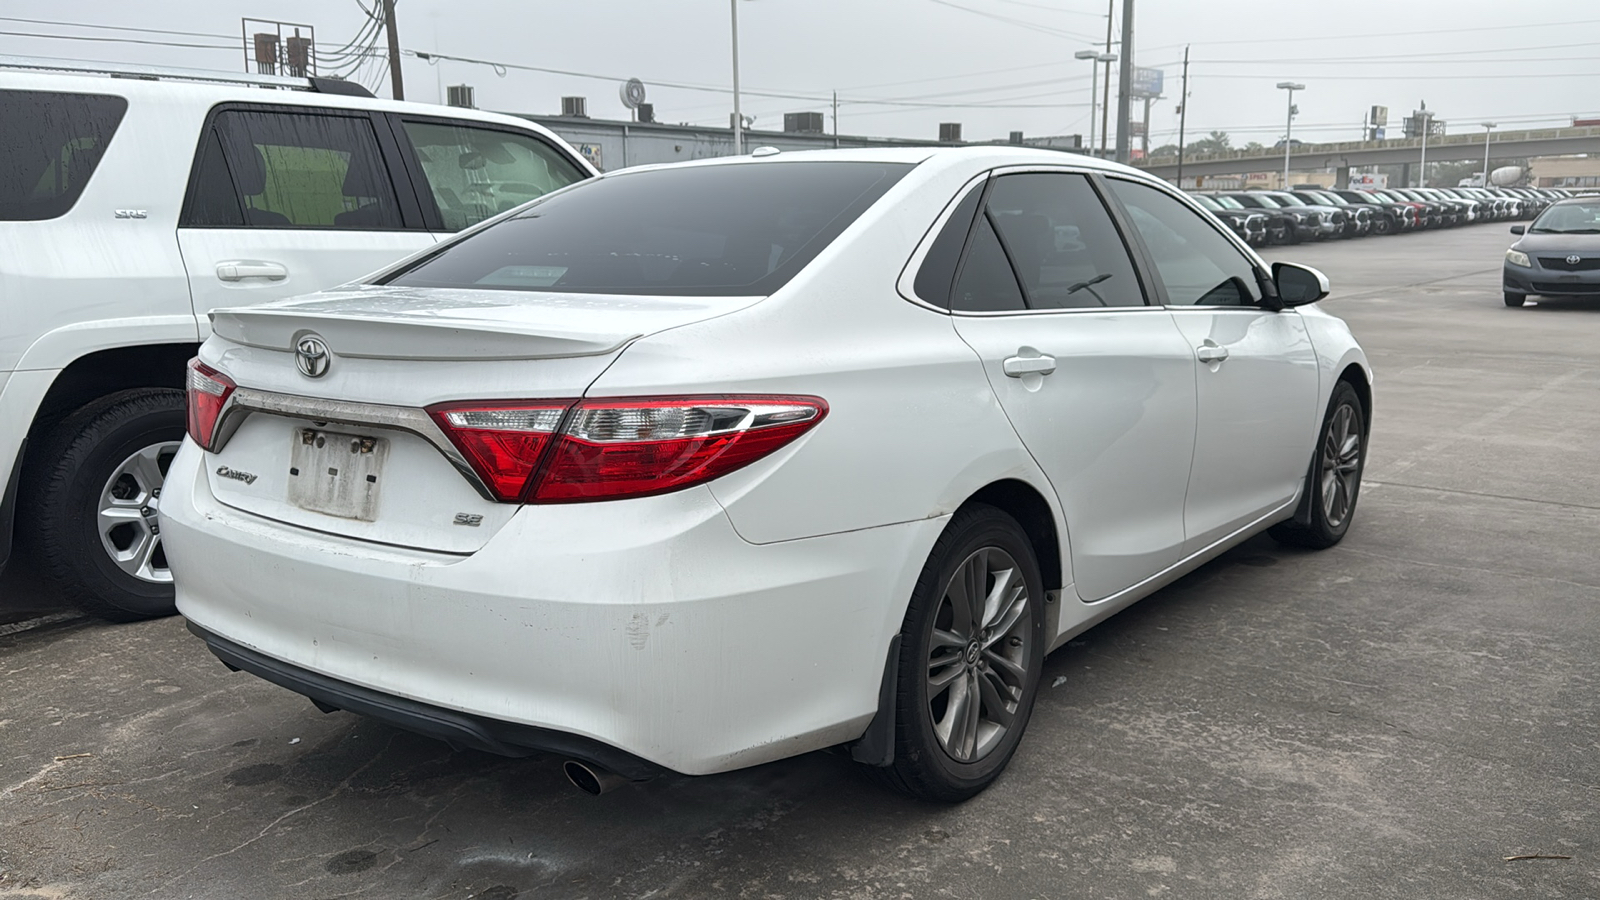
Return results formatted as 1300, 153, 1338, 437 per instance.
425, 395, 828, 504
185, 358, 236, 451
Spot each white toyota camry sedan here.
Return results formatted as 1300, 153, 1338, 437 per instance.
164, 147, 1370, 802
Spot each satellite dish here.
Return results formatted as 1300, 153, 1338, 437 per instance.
619, 78, 647, 110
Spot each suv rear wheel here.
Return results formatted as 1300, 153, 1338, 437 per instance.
25, 389, 185, 622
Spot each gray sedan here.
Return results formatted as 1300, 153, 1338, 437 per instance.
1503, 198, 1600, 307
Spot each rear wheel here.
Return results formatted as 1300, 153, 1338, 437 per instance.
1373, 215, 1394, 235
872, 504, 1045, 802
25, 390, 185, 622
1504, 292, 1527, 307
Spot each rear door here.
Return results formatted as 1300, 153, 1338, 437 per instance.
938, 169, 1198, 603
176, 105, 435, 333
1104, 177, 1320, 555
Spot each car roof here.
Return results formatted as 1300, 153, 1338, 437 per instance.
591, 144, 1164, 183
0, 65, 574, 150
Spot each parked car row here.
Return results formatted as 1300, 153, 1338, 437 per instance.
1189, 186, 1580, 246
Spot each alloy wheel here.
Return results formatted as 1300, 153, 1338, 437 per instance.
97, 442, 180, 583
1320, 404, 1361, 529
926, 547, 1032, 763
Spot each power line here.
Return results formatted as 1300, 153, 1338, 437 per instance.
922, 0, 1101, 42
0, 28, 234, 51
1142, 18, 1600, 53
974, 0, 1106, 17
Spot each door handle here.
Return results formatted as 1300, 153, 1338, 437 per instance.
1002, 353, 1057, 377
1196, 343, 1229, 363
216, 261, 288, 281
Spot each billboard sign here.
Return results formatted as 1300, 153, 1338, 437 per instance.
1369, 105, 1388, 127
1131, 67, 1164, 98
575, 142, 604, 171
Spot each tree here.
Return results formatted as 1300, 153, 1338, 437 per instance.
1242, 141, 1265, 153
1184, 130, 1232, 156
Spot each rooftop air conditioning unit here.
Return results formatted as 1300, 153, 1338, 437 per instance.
561, 96, 589, 118
939, 122, 962, 143
784, 112, 825, 134
447, 84, 475, 109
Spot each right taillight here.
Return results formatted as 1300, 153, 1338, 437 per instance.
426, 395, 827, 504
185, 358, 236, 451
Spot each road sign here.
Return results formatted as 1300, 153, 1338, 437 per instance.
1131, 67, 1163, 98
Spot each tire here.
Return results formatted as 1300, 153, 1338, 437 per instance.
872, 504, 1046, 802
1504, 292, 1527, 307
1373, 216, 1393, 236
24, 389, 186, 622
1270, 381, 1366, 551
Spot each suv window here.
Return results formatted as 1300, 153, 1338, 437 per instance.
399, 120, 586, 231
984, 173, 1145, 309
0, 89, 128, 221
188, 109, 402, 229
385, 161, 909, 296
1108, 179, 1262, 307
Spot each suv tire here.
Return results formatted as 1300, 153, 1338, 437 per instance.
25, 389, 186, 622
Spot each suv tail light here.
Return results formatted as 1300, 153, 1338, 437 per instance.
427, 395, 827, 503
186, 359, 236, 451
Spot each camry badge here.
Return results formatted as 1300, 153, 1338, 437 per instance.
295, 335, 331, 378
1567, 254, 1583, 266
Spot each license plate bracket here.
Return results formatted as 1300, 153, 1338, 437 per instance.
287, 428, 388, 521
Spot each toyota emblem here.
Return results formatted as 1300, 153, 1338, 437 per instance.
295, 335, 331, 378
1567, 254, 1583, 266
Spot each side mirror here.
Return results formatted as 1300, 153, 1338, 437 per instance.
1271, 261, 1330, 307
1510, 225, 1525, 235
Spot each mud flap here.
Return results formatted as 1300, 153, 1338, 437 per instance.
848, 634, 900, 767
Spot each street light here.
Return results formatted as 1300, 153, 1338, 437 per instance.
1417, 109, 1435, 187
1481, 122, 1498, 188
1277, 82, 1305, 189
1076, 50, 1117, 157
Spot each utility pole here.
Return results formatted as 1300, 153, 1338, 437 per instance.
730, 0, 743, 155
382, 0, 404, 100
1140, 96, 1152, 158
832, 90, 839, 149
1175, 45, 1190, 187
1114, 0, 1134, 162
1100, 0, 1113, 158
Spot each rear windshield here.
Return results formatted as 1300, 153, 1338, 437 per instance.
0, 89, 128, 221
384, 161, 911, 296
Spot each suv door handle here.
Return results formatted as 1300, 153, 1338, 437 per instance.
1002, 353, 1057, 377
216, 261, 288, 281
1196, 343, 1229, 363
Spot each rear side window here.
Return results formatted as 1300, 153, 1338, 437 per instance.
399, 120, 586, 232
985, 173, 1146, 309
0, 89, 127, 221
184, 109, 402, 229
385, 161, 910, 296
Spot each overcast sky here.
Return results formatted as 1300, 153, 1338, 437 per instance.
4, 0, 1598, 149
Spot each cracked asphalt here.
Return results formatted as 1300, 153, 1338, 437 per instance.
2, 222, 1597, 899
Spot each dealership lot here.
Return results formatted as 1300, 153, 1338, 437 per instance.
1, 224, 1596, 898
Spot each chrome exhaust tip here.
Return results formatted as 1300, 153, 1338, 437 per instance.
563, 760, 630, 796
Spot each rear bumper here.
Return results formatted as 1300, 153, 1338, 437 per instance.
187, 620, 665, 780
162, 440, 943, 776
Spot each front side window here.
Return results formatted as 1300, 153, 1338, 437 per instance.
0, 89, 127, 221
191, 109, 402, 229
385, 161, 909, 296
1108, 179, 1262, 307
400, 120, 586, 231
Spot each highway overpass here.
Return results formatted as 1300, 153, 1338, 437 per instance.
1134, 125, 1600, 181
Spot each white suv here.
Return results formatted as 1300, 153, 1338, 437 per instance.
0, 58, 595, 620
